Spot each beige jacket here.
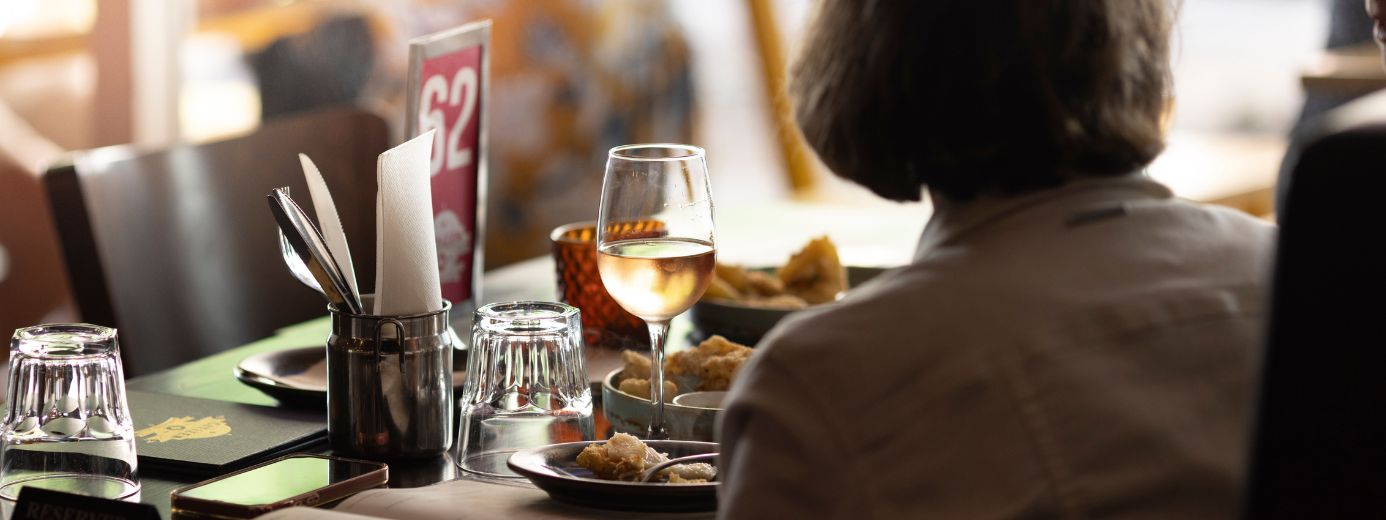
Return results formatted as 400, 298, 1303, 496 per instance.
717, 176, 1275, 519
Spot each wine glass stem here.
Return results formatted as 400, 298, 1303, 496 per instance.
646, 319, 671, 440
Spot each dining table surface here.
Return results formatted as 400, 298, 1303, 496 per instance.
103, 199, 931, 518
7, 182, 1266, 516
7, 183, 1266, 516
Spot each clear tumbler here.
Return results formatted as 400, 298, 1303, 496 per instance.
456, 302, 593, 477
0, 324, 139, 500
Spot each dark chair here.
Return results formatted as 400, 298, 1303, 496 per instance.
251, 15, 375, 120
45, 108, 388, 376
1244, 123, 1386, 518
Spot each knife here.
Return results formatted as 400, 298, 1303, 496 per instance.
267, 187, 364, 315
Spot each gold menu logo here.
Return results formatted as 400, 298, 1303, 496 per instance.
136, 416, 231, 443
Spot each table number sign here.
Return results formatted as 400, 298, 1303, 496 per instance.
405, 20, 490, 319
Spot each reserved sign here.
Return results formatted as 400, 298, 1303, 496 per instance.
13, 487, 159, 520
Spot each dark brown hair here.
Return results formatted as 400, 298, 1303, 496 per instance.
791, 0, 1172, 201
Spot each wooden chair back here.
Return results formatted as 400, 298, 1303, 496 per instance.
44, 108, 387, 376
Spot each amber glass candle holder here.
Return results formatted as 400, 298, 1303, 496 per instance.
551, 221, 664, 348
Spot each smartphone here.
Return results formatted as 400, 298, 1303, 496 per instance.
170, 454, 388, 519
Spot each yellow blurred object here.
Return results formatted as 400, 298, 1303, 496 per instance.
618, 335, 754, 395
747, 0, 816, 193
704, 276, 742, 300
779, 236, 847, 304
617, 378, 678, 403
743, 270, 785, 297
713, 263, 751, 294
666, 335, 754, 392
703, 236, 846, 307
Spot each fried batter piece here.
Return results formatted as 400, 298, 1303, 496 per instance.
703, 276, 742, 300
576, 433, 668, 481
618, 377, 678, 403
666, 335, 754, 391
713, 263, 751, 293
712, 264, 784, 298
741, 270, 785, 297
738, 294, 808, 310
665, 462, 716, 484
621, 349, 652, 380
619, 336, 754, 394
779, 236, 847, 305
576, 433, 717, 484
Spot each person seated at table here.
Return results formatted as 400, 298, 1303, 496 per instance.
716, 1, 1275, 518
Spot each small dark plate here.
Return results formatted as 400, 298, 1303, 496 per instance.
689, 265, 889, 345
507, 440, 719, 512
235, 346, 468, 408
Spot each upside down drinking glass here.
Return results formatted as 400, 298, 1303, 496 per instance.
0, 324, 140, 501
456, 301, 594, 477
595, 144, 716, 439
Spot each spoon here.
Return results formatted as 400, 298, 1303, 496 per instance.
267, 187, 364, 314
638, 453, 719, 483
279, 228, 323, 296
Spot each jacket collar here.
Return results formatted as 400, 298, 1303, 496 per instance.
914, 174, 1174, 261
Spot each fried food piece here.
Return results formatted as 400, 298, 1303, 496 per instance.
664, 462, 716, 484
576, 433, 716, 484
622, 349, 652, 380
667, 335, 754, 391
742, 270, 785, 297
714, 264, 751, 293
779, 236, 847, 305
618, 378, 678, 403
706, 264, 784, 303
703, 276, 742, 300
576, 433, 669, 481
741, 294, 809, 310
622, 336, 753, 394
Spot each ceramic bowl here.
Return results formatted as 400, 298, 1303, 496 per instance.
601, 369, 720, 442
672, 391, 727, 409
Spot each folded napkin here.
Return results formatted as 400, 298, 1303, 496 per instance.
374, 130, 444, 316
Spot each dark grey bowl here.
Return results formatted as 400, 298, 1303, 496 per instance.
688, 266, 888, 345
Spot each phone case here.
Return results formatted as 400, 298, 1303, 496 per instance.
169, 454, 388, 519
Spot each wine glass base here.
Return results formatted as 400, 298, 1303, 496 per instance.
645, 426, 670, 440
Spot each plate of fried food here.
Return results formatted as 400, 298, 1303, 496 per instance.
690, 236, 887, 345
507, 434, 718, 512
603, 335, 753, 441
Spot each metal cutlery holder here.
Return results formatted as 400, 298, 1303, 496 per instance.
328, 298, 453, 460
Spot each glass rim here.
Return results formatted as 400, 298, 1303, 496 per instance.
11, 323, 118, 359
475, 301, 579, 321
549, 220, 598, 243
608, 143, 705, 162
14, 323, 116, 341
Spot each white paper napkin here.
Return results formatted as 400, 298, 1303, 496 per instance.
299, 154, 359, 298
373, 130, 443, 316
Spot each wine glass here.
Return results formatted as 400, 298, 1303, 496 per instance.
596, 144, 715, 439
